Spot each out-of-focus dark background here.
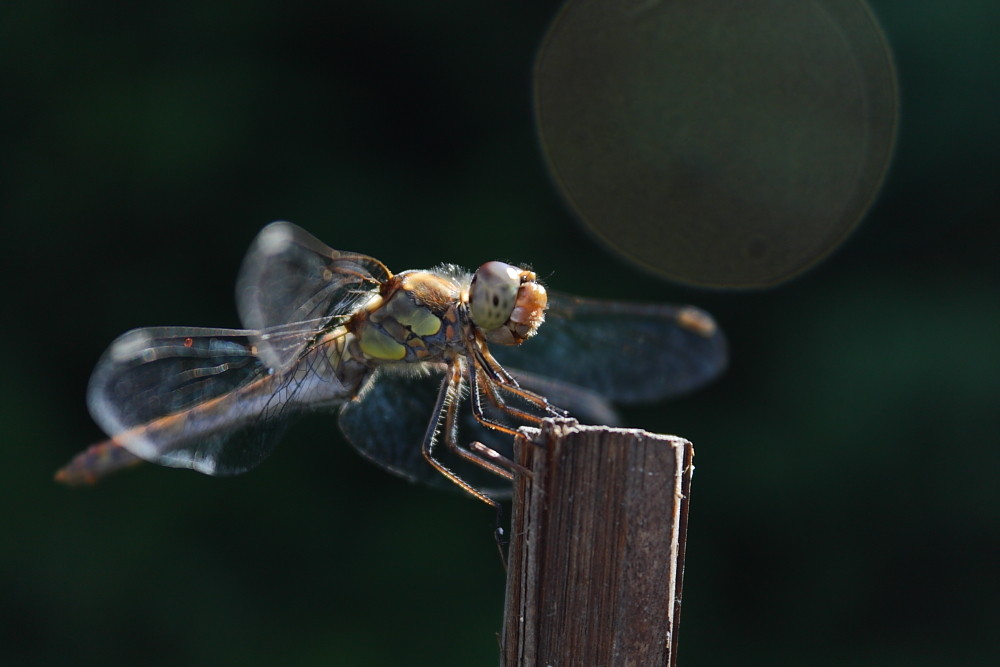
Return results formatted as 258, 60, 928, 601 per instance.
2, 2, 997, 665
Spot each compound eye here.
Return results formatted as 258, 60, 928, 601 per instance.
469, 261, 521, 331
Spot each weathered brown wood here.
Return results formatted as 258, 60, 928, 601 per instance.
501, 418, 694, 667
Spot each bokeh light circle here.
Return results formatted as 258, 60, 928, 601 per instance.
535, 0, 898, 287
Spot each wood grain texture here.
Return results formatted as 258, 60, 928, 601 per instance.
502, 419, 694, 667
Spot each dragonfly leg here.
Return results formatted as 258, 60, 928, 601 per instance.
473, 344, 568, 419
467, 362, 565, 440
467, 366, 530, 436
493, 503, 509, 571
420, 362, 504, 507
438, 363, 515, 481
469, 440, 531, 477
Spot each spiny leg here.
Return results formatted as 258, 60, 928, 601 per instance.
472, 343, 567, 418
472, 367, 554, 429
456, 367, 537, 477
435, 366, 515, 567
468, 360, 565, 438
468, 441, 532, 478
438, 361, 514, 481
420, 361, 504, 507
420, 361, 524, 567
468, 364, 532, 437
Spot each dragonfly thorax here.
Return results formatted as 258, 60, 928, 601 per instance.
347, 271, 464, 364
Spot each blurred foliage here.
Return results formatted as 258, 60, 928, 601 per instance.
1, 1, 998, 665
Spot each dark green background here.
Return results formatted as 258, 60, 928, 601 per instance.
2, 2, 997, 665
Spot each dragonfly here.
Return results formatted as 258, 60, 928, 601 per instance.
56, 222, 727, 506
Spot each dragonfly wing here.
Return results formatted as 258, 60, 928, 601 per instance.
506, 368, 621, 427
338, 368, 518, 496
493, 293, 728, 405
236, 221, 390, 369
86, 327, 290, 476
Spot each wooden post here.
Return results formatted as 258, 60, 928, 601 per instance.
501, 418, 694, 667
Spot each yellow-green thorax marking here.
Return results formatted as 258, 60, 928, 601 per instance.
348, 271, 464, 364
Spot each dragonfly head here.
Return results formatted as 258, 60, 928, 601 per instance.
469, 261, 547, 346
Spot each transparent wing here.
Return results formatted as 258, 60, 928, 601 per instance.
337, 365, 622, 497
508, 368, 620, 426
236, 221, 391, 369
85, 326, 339, 476
338, 369, 461, 491
492, 293, 728, 404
